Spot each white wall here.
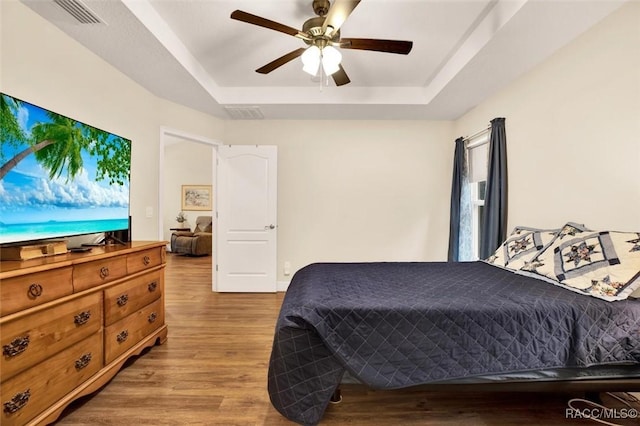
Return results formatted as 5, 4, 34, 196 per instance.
224, 120, 454, 281
0, 0, 224, 240
4, 1, 454, 284
454, 1, 640, 233
3, 0, 638, 287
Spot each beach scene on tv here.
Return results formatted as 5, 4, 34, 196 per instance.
0, 93, 131, 245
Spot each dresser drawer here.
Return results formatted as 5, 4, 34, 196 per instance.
1, 331, 102, 426
73, 256, 127, 292
104, 298, 163, 364
127, 247, 164, 275
1, 292, 103, 382
0, 267, 73, 316
104, 270, 162, 326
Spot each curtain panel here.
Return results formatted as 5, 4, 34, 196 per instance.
447, 137, 465, 262
479, 117, 508, 259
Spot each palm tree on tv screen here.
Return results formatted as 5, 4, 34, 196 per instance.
0, 94, 26, 153
0, 94, 130, 185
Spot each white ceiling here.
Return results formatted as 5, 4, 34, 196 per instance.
21, 0, 626, 120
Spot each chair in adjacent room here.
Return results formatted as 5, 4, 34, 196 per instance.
170, 216, 213, 256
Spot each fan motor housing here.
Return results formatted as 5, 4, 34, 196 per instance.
302, 16, 341, 45
303, 16, 325, 36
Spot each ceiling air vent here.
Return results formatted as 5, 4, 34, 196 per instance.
53, 0, 105, 24
224, 106, 265, 120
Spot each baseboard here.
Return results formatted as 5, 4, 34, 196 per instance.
277, 280, 290, 292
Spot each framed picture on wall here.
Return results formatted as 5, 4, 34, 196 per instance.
181, 185, 212, 211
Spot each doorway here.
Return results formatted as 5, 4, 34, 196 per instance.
159, 127, 221, 291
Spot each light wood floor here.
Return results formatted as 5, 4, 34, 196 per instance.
54, 254, 639, 425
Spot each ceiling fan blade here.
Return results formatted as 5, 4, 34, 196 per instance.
256, 48, 306, 74
322, 0, 361, 35
332, 64, 351, 86
340, 38, 413, 55
231, 10, 308, 40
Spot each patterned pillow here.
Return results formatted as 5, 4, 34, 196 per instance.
521, 224, 640, 301
485, 226, 559, 271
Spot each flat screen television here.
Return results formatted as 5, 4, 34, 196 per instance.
0, 93, 131, 246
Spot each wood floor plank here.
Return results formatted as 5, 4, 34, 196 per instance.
53, 253, 640, 425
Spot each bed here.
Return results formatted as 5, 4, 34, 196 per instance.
267, 223, 640, 425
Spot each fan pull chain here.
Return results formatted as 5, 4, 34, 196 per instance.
319, 51, 324, 92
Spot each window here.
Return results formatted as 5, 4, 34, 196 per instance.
471, 180, 486, 259
466, 133, 489, 260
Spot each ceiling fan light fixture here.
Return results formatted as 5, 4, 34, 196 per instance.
321, 45, 341, 75
232, 1, 414, 86
301, 45, 321, 75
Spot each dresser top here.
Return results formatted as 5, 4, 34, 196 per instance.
0, 241, 166, 278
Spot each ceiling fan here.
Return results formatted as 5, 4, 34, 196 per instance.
230, 0, 413, 86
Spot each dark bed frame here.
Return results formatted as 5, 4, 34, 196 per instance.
330, 376, 640, 404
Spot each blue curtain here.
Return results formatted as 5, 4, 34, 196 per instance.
447, 137, 465, 261
479, 117, 508, 259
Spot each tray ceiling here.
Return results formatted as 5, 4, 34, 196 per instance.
21, 0, 626, 120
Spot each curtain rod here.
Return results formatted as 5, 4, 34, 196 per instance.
462, 125, 491, 143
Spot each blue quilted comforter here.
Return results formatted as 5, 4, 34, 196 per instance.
267, 262, 640, 425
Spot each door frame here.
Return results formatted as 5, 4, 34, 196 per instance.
159, 126, 222, 291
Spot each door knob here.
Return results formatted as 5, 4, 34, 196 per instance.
265, 224, 276, 230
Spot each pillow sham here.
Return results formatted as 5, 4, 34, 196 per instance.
485, 226, 559, 271
520, 225, 640, 301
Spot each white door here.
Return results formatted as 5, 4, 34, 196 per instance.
216, 145, 277, 292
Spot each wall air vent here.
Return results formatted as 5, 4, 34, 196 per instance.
224, 106, 265, 120
53, 0, 105, 24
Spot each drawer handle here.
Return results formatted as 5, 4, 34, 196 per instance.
99, 266, 110, 279
74, 310, 91, 326
143, 255, 151, 265
116, 330, 129, 343
148, 312, 157, 323
116, 294, 129, 307
3, 335, 30, 358
148, 281, 158, 292
3, 389, 30, 414
75, 353, 92, 370
28, 283, 43, 298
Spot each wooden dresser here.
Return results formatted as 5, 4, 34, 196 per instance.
0, 242, 168, 426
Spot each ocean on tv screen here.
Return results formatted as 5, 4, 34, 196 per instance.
0, 218, 129, 244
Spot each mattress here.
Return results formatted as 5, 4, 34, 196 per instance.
267, 261, 640, 425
